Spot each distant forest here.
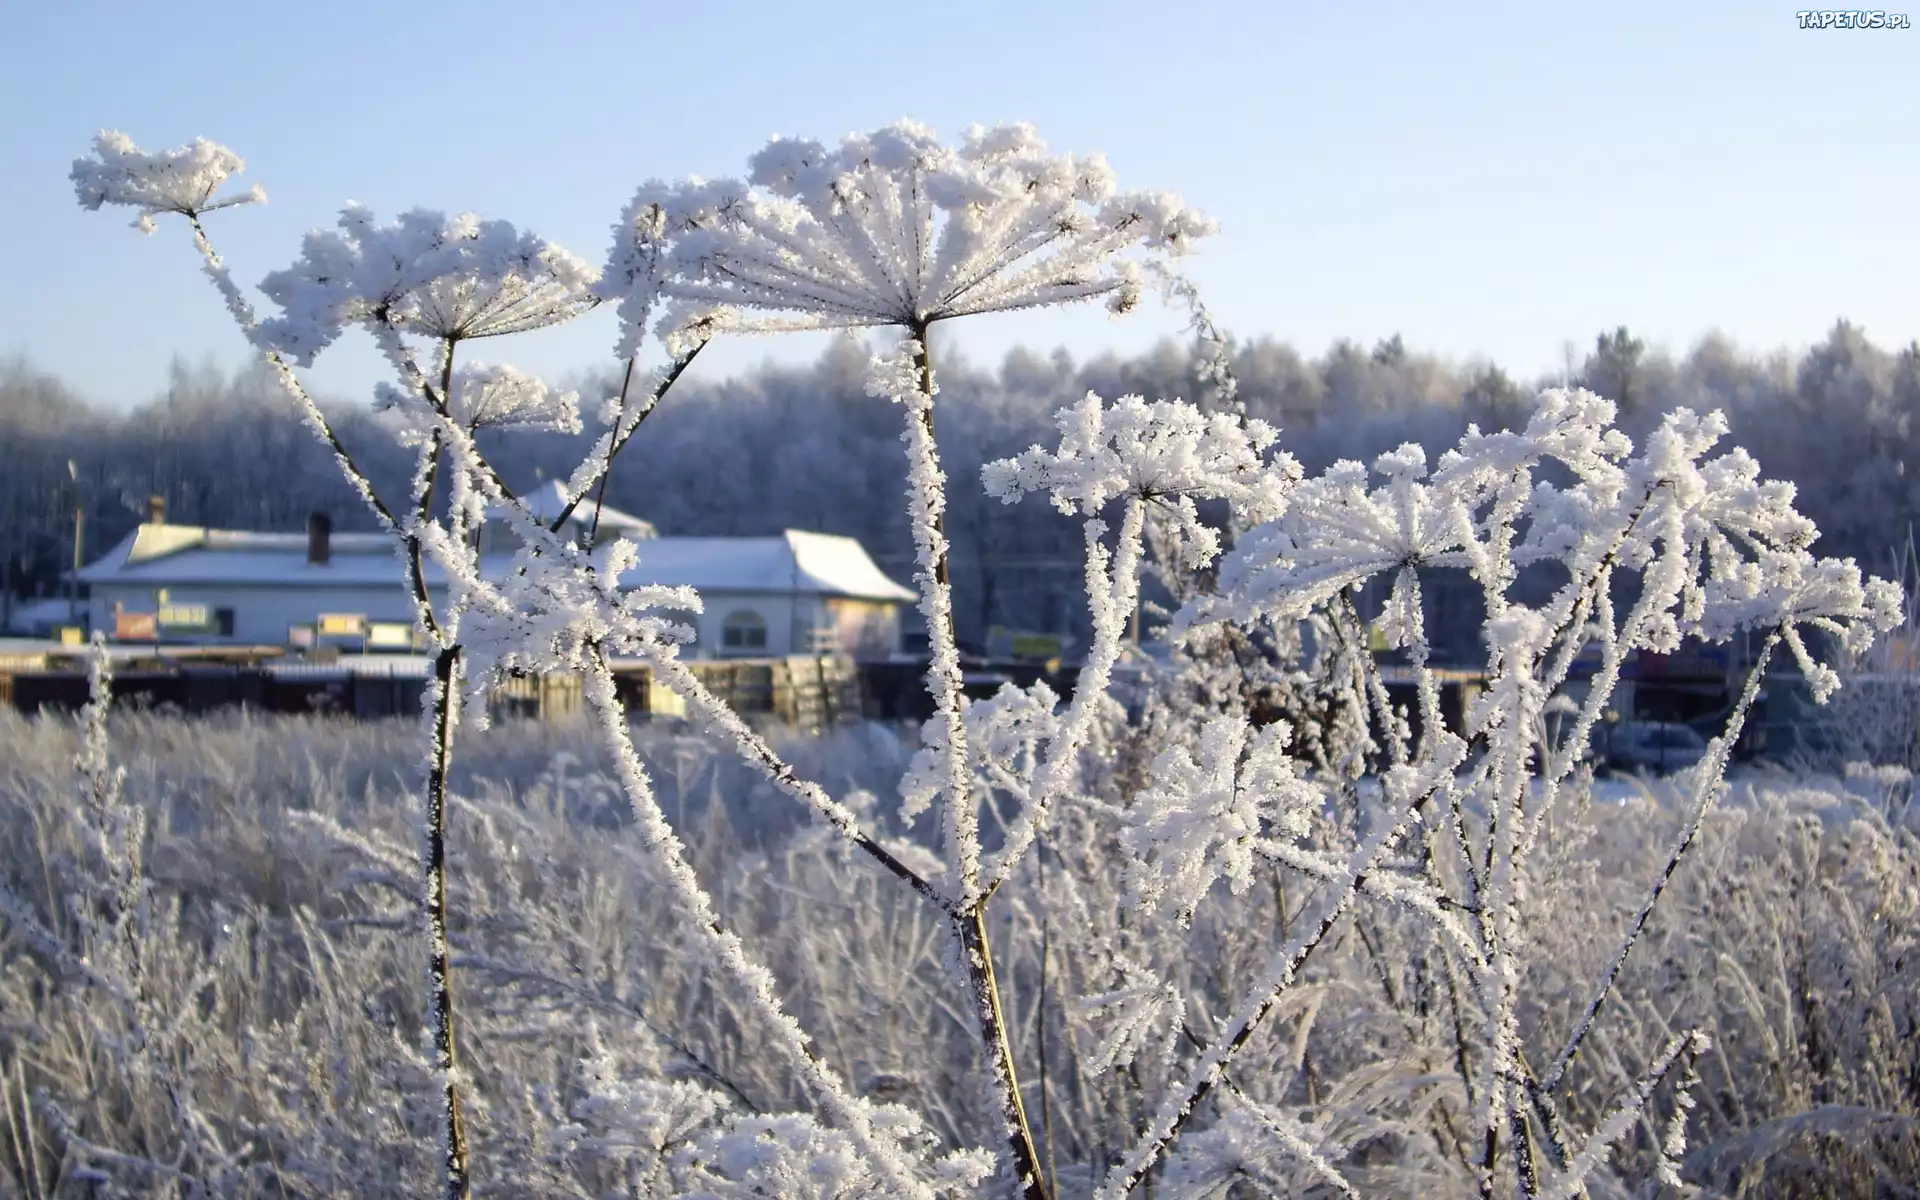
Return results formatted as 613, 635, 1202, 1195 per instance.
4, 322, 1917, 647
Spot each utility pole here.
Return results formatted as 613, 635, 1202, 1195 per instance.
2, 484, 14, 634
67, 460, 85, 634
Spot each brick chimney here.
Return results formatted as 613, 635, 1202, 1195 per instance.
146, 495, 166, 525
307, 512, 332, 565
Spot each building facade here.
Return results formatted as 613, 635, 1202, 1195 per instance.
76, 488, 915, 661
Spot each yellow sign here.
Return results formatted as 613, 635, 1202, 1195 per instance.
366, 622, 414, 649
317, 613, 367, 637
159, 603, 211, 629
1010, 633, 1064, 660
56, 626, 84, 646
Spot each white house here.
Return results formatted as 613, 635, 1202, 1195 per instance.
75, 482, 915, 660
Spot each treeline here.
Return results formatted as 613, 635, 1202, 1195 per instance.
3, 321, 1916, 645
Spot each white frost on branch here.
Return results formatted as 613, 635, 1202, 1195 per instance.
899, 680, 1061, 836
71, 131, 264, 234
598, 120, 1215, 354
1159, 1100, 1357, 1200
1079, 956, 1186, 1076
1121, 717, 1320, 925
983, 391, 1293, 566
675, 1107, 994, 1199
258, 205, 600, 364
374, 361, 582, 443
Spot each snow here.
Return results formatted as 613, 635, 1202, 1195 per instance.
70, 131, 263, 234
598, 120, 1214, 353
255, 205, 601, 366
508, 478, 656, 540
75, 521, 912, 602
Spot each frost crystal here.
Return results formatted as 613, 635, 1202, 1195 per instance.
600, 120, 1215, 354
373, 362, 582, 443
71, 131, 264, 234
1122, 717, 1318, 924
258, 206, 600, 364
983, 391, 1293, 552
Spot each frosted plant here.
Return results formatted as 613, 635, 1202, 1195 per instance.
1157, 1100, 1357, 1200
70, 130, 264, 234
1120, 717, 1318, 925
600, 119, 1215, 354
374, 362, 583, 444
592, 122, 1216, 1197
257, 205, 601, 366
71, 133, 689, 1200
675, 1108, 995, 1200
1071, 393, 1902, 1198
71, 124, 1910, 1200
1078, 956, 1186, 1077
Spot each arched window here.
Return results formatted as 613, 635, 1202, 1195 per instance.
721, 609, 768, 653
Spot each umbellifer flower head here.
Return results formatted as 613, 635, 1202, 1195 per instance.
71, 131, 265, 234
258, 205, 600, 365
600, 120, 1216, 357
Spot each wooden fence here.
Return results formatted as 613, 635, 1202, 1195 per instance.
0, 653, 873, 729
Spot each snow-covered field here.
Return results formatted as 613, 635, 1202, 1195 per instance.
3, 709, 1914, 1196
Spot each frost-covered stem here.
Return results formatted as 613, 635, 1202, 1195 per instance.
184, 215, 399, 533
958, 907, 1051, 1200
579, 653, 938, 1200
1222, 1083, 1358, 1198
546, 341, 705, 536
368, 321, 468, 640
78, 638, 220, 1190
1509, 1079, 1541, 1198
583, 357, 636, 553
1099, 779, 1450, 1199
984, 496, 1145, 897
453, 954, 761, 1114
1520, 1070, 1575, 1171
900, 323, 1050, 1197
1036, 840, 1059, 1200
1476, 618, 1546, 1197
1253, 840, 1484, 962
1336, 594, 1410, 769
1443, 947, 1482, 1140
638, 650, 947, 907
1539, 1031, 1705, 1200
904, 322, 978, 903
1541, 631, 1780, 1093
421, 644, 470, 1200
1399, 569, 1445, 755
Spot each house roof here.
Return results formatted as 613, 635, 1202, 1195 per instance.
76, 524, 452, 589
616, 531, 916, 603
77, 522, 915, 604
507, 480, 657, 539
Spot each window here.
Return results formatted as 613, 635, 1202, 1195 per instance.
721, 610, 768, 652
215, 607, 235, 637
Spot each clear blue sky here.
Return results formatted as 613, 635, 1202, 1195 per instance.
3, 0, 1914, 410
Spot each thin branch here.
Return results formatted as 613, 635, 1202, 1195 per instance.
1541, 629, 1780, 1093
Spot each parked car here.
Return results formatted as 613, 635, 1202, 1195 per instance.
1603, 720, 1709, 775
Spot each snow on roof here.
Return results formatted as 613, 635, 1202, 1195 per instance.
508, 479, 657, 539
616, 530, 915, 602
77, 524, 443, 589
77, 522, 915, 603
